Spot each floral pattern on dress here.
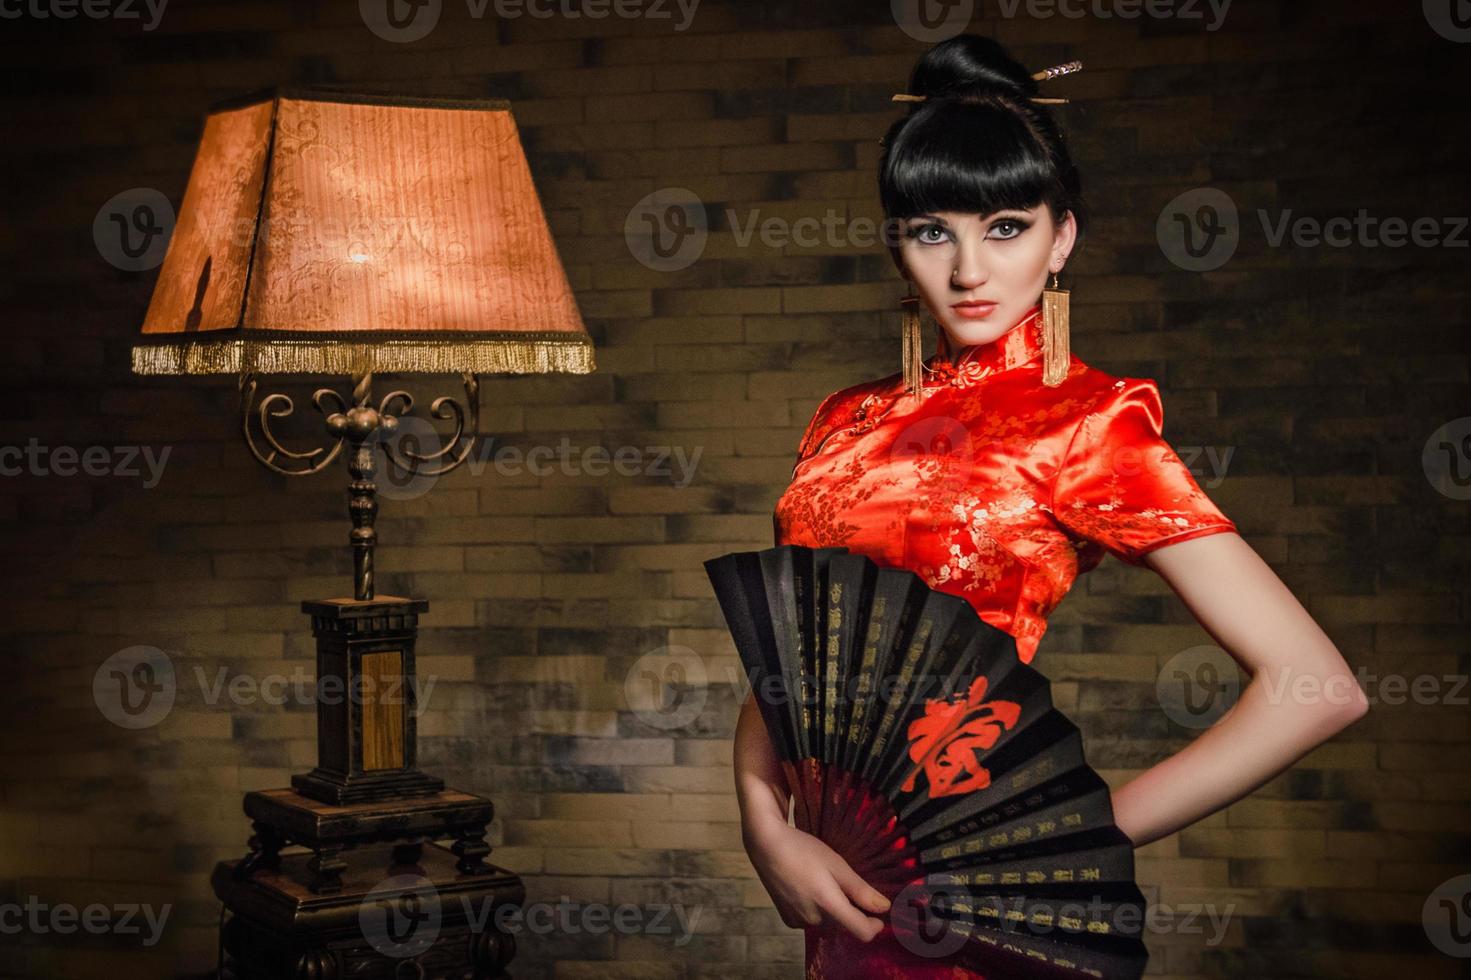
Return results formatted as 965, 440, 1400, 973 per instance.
774, 449, 901, 550
774, 305, 1238, 666
1043, 377, 1237, 568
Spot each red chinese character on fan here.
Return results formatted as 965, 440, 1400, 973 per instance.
902, 675, 1023, 797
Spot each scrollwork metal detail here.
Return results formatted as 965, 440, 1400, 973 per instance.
239, 370, 483, 601
239, 374, 349, 476
377, 373, 480, 477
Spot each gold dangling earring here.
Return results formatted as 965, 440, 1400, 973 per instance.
900, 285, 924, 396
1041, 270, 1070, 387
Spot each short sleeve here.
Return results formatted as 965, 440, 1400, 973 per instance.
793, 389, 842, 462
1049, 377, 1238, 567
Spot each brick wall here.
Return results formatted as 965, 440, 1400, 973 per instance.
2, 2, 1468, 977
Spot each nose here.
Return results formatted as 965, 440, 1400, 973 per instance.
950, 235, 989, 290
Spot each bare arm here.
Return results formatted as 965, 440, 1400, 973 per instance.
1109, 532, 1370, 846
733, 691, 790, 844
734, 691, 890, 938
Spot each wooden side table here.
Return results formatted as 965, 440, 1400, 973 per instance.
213, 839, 523, 979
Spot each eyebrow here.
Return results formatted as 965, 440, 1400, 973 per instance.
907, 211, 1032, 225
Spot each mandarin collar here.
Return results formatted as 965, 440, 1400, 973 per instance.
924, 304, 1045, 389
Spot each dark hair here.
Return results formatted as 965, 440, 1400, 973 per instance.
879, 35, 1087, 272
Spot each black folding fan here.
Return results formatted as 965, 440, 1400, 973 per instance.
704, 544, 1150, 980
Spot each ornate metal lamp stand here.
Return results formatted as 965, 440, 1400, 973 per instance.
212, 371, 523, 980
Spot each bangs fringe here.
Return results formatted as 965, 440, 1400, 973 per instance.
880, 102, 1058, 220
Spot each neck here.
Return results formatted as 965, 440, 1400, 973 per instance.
933, 303, 1045, 373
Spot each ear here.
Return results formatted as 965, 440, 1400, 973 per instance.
1052, 209, 1079, 265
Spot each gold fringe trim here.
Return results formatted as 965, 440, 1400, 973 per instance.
131, 338, 596, 376
900, 293, 924, 396
1040, 283, 1070, 387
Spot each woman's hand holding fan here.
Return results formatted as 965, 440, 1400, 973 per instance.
744, 818, 891, 941
709, 544, 1151, 980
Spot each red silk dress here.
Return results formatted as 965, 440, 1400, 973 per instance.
772, 303, 1238, 979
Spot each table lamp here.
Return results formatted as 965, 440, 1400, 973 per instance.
132, 86, 593, 979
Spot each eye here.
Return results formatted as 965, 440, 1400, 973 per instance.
907, 222, 951, 245
989, 218, 1032, 240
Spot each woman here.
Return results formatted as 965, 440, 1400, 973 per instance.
732, 34, 1369, 979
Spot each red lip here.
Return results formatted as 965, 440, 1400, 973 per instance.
950, 300, 998, 321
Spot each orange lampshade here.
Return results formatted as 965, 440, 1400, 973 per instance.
132, 88, 594, 376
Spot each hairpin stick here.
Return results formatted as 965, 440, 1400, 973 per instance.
1031, 60, 1083, 81
890, 93, 1069, 105
891, 59, 1083, 103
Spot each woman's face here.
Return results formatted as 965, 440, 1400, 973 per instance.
898, 204, 1076, 354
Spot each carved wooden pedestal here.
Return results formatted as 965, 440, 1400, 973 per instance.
213, 841, 523, 979
215, 593, 522, 978
291, 595, 444, 805
238, 788, 496, 896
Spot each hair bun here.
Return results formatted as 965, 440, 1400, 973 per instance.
905, 34, 1038, 104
